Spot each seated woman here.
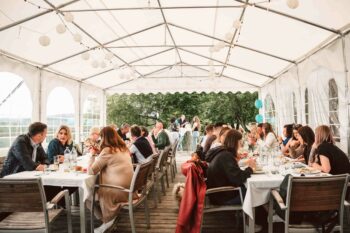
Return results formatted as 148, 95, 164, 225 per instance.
295, 126, 315, 163
87, 126, 134, 233
140, 126, 157, 154
84, 126, 100, 155
310, 125, 350, 174
258, 123, 278, 149
130, 125, 153, 164
284, 124, 303, 158
278, 124, 293, 154
47, 125, 73, 164
206, 129, 256, 205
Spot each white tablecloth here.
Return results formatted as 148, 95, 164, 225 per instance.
243, 174, 284, 219
3, 155, 96, 201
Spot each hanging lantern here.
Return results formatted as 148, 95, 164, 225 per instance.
225, 32, 234, 41
232, 19, 242, 29
91, 60, 99, 68
213, 45, 220, 52
286, 0, 299, 9
81, 52, 90, 60
100, 61, 106, 69
73, 33, 82, 43
38, 35, 50, 47
113, 63, 120, 70
105, 52, 114, 60
64, 12, 74, 23
208, 60, 214, 66
56, 24, 66, 34
217, 41, 226, 50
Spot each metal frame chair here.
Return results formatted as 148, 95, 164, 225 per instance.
146, 153, 160, 208
200, 186, 246, 233
268, 174, 349, 233
155, 146, 171, 198
91, 159, 154, 233
168, 139, 179, 182
0, 178, 72, 233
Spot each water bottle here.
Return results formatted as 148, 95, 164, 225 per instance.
63, 147, 71, 172
71, 147, 77, 171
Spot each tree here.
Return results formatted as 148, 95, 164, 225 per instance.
107, 91, 258, 131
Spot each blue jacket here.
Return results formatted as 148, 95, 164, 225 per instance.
47, 138, 73, 164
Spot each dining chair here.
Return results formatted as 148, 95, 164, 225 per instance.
268, 174, 349, 233
91, 159, 154, 233
168, 139, 179, 181
0, 178, 72, 233
146, 153, 160, 208
200, 186, 246, 233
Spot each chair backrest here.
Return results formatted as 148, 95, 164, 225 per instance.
286, 175, 349, 212
151, 153, 160, 173
0, 178, 46, 212
0, 156, 6, 174
171, 139, 179, 157
130, 159, 154, 193
158, 146, 171, 172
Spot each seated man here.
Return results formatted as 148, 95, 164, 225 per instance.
152, 121, 170, 150
117, 123, 130, 141
129, 125, 153, 163
1, 122, 48, 177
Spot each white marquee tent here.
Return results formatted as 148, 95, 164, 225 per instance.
0, 0, 350, 154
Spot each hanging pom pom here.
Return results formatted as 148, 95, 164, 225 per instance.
100, 61, 107, 69
286, 0, 299, 9
91, 60, 99, 68
64, 12, 74, 23
73, 33, 82, 43
38, 35, 50, 47
81, 52, 90, 60
105, 52, 114, 60
56, 24, 66, 34
232, 19, 242, 29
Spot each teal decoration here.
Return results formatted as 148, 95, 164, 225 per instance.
255, 99, 263, 109
255, 114, 263, 123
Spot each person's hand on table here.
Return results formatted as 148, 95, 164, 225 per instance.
247, 158, 256, 171
36, 164, 45, 171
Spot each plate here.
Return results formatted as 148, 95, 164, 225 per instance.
293, 167, 321, 174
254, 170, 265, 174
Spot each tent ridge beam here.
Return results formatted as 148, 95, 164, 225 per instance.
233, 0, 341, 35
220, 3, 247, 76
178, 47, 274, 79
182, 62, 260, 88
61, 5, 245, 12
168, 22, 293, 63
43, 23, 164, 67
0, 0, 79, 32
82, 47, 174, 81
157, 0, 183, 63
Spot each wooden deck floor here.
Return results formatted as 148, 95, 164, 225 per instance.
51, 151, 350, 233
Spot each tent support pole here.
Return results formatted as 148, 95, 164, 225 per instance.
38, 69, 42, 122
77, 82, 82, 144
295, 65, 303, 125
341, 36, 350, 156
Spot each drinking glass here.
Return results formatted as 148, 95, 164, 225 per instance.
44, 165, 50, 175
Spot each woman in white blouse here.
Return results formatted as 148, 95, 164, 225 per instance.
259, 123, 278, 149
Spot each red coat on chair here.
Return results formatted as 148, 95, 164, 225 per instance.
175, 160, 207, 233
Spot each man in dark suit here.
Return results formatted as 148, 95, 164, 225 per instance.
1, 122, 48, 177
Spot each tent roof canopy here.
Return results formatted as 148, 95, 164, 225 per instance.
1, 0, 349, 94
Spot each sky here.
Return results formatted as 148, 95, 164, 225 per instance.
0, 72, 74, 119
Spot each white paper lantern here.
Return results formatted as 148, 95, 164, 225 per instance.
38, 35, 50, 47
64, 12, 74, 23
225, 32, 234, 41
73, 33, 82, 43
208, 60, 214, 66
217, 41, 226, 50
105, 52, 114, 60
286, 0, 299, 9
232, 19, 242, 29
81, 52, 90, 60
100, 61, 106, 69
91, 60, 99, 68
56, 24, 66, 34
113, 64, 120, 70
